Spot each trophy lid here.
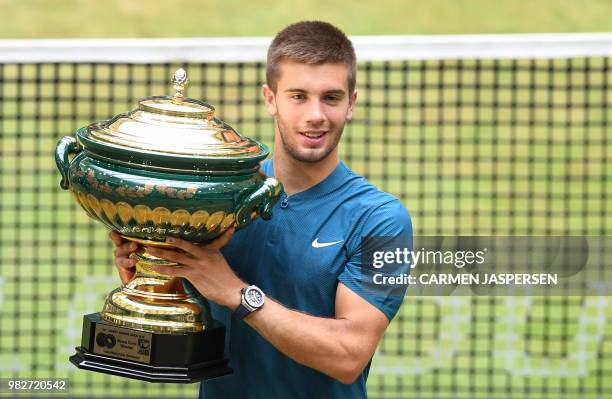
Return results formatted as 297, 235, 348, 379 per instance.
77, 68, 268, 174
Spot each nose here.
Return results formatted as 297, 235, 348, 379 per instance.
305, 99, 325, 125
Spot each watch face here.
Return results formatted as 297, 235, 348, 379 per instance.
244, 287, 264, 308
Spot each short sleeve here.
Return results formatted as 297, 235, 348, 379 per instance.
338, 198, 412, 321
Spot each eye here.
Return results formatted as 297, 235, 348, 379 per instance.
325, 95, 341, 103
291, 93, 306, 100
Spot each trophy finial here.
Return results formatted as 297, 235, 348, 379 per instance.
172, 68, 189, 103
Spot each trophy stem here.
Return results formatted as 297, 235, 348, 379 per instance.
101, 244, 213, 333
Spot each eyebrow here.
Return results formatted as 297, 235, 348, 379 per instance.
324, 89, 346, 96
284, 88, 346, 96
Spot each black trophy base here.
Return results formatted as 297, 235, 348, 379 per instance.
70, 313, 232, 383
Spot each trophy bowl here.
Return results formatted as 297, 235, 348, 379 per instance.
55, 68, 282, 383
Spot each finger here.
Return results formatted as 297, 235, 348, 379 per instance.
164, 237, 204, 257
117, 265, 136, 285
115, 257, 137, 270
150, 264, 191, 278
204, 228, 235, 250
114, 257, 136, 285
109, 230, 125, 246
146, 246, 195, 266
114, 241, 139, 257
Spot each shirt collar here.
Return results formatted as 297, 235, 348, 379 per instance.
263, 159, 350, 201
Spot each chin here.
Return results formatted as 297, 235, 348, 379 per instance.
291, 149, 333, 164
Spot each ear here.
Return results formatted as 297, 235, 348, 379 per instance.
262, 84, 277, 116
346, 89, 358, 121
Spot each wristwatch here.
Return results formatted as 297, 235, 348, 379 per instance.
234, 285, 265, 319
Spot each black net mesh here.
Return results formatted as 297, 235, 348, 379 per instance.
0, 59, 610, 398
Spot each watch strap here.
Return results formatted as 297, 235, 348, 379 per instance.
234, 302, 252, 320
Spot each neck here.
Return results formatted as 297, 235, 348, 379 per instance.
272, 143, 339, 197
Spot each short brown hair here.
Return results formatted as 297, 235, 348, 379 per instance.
266, 21, 356, 93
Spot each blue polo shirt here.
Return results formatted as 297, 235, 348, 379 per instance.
200, 160, 412, 399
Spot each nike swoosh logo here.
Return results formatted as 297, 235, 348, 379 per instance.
312, 238, 344, 248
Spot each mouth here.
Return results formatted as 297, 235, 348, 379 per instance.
299, 131, 328, 139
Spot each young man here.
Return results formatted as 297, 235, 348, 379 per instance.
111, 21, 412, 398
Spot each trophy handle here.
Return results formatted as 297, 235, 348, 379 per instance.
235, 177, 283, 228
55, 136, 82, 190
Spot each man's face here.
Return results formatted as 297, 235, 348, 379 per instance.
263, 61, 357, 164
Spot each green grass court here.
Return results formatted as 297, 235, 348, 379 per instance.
2, 0, 612, 38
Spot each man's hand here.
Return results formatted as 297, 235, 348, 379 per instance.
146, 228, 247, 309
109, 231, 139, 285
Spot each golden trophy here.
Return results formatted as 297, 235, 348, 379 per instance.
54, 68, 282, 382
